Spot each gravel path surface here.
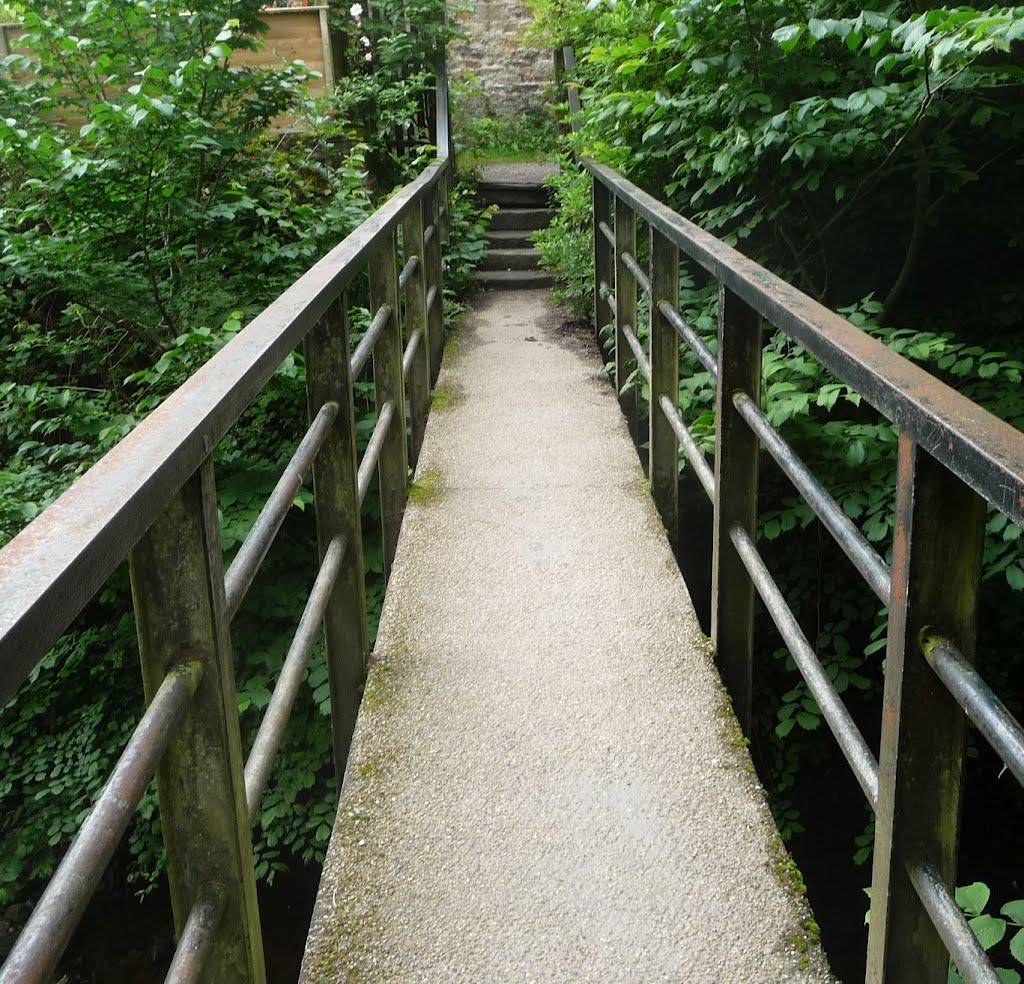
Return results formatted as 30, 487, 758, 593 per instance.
301, 290, 835, 983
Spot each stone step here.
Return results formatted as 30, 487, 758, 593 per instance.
482, 248, 542, 271
485, 228, 538, 249
489, 208, 556, 231
478, 181, 551, 208
473, 269, 554, 290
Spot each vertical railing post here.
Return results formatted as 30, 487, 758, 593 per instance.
369, 228, 408, 581
649, 228, 679, 547
711, 284, 761, 734
304, 296, 369, 780
129, 459, 265, 984
867, 434, 985, 983
423, 182, 445, 385
553, 48, 569, 137
439, 168, 451, 247
404, 199, 431, 468
614, 197, 637, 438
593, 177, 613, 354
434, 46, 450, 161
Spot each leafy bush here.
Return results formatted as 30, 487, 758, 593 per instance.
533, 162, 593, 315
454, 107, 560, 164
329, 0, 463, 181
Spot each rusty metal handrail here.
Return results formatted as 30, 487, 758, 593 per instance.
224, 400, 340, 619
561, 42, 1024, 983
350, 302, 393, 380
922, 634, 1024, 787
243, 534, 348, 821
0, 158, 448, 709
730, 524, 881, 807
587, 152, 1024, 527
0, 43, 454, 980
357, 401, 396, 507
731, 390, 892, 604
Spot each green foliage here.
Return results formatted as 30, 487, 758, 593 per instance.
0, 601, 138, 903
533, 162, 593, 315
444, 178, 495, 297
328, 0, 463, 181
949, 882, 1024, 984
0, 0, 332, 334
455, 107, 559, 164
547, 0, 1024, 316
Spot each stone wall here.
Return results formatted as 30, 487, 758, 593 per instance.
448, 0, 552, 116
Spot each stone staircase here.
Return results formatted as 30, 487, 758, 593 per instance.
475, 164, 558, 290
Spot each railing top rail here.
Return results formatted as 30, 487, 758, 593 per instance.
0, 156, 449, 707
582, 156, 1024, 528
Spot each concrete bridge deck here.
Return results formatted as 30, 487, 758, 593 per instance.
300, 290, 834, 982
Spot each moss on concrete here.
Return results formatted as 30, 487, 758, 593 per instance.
357, 758, 384, 782
431, 381, 464, 412
408, 468, 444, 505
302, 645, 410, 980
361, 660, 394, 711
442, 326, 463, 365
711, 683, 752, 770
772, 851, 808, 898
701, 663, 826, 974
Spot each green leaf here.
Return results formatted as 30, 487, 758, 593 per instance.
957, 882, 991, 917
968, 914, 1006, 951
773, 24, 805, 50
775, 718, 796, 738
988, 512, 1010, 534
845, 440, 866, 466
971, 106, 993, 126
1010, 926, 1024, 964
1002, 901, 1024, 924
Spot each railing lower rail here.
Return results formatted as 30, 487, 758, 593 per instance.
0, 57, 454, 983
561, 44, 1024, 984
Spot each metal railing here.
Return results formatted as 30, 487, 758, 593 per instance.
0, 54, 454, 984
561, 45, 1024, 984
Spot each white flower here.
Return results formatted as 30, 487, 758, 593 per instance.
349, 3, 362, 16
364, 51, 373, 61
361, 35, 371, 46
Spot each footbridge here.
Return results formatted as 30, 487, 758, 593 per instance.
2, 60, 1024, 984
